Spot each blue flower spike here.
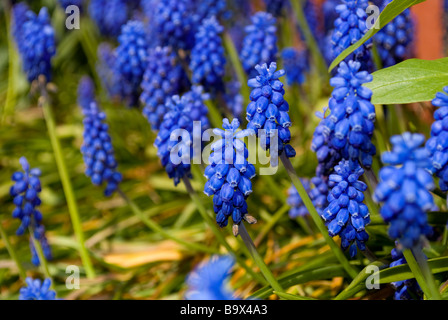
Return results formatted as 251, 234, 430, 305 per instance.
88, 0, 130, 37
203, 118, 257, 236
19, 277, 57, 300
287, 179, 311, 218
375, 133, 434, 249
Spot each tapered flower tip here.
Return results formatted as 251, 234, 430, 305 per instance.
248, 62, 285, 88
19, 157, 30, 172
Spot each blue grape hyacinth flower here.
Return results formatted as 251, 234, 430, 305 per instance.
88, 0, 130, 37
426, 86, 448, 192
321, 160, 370, 257
374, 0, 414, 68
264, 0, 285, 17
281, 47, 308, 86
246, 62, 296, 162
309, 175, 331, 215
19, 278, 57, 300
203, 118, 257, 235
240, 12, 277, 77
96, 43, 121, 100
58, 0, 83, 11
390, 247, 423, 300
77, 76, 96, 110
114, 20, 149, 107
10, 157, 52, 265
140, 46, 186, 131
12, 6, 55, 83
287, 180, 311, 218
192, 0, 229, 24
79, 80, 122, 196
185, 255, 238, 300
374, 133, 434, 249
320, 60, 376, 168
190, 16, 226, 92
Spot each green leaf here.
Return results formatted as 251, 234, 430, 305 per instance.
365, 58, 448, 105
329, 0, 426, 71
274, 291, 318, 300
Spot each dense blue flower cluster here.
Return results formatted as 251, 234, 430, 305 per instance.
154, 0, 195, 50
390, 248, 423, 300
321, 160, 370, 257
186, 255, 237, 300
426, 87, 448, 191
77, 76, 96, 110
264, 0, 285, 17
88, 0, 130, 37
246, 62, 296, 160
240, 12, 277, 77
12, 6, 55, 83
309, 175, 331, 214
193, 0, 229, 24
140, 46, 185, 131
190, 16, 226, 92
19, 278, 57, 300
287, 180, 311, 218
183, 86, 211, 131
374, 133, 434, 249
312, 118, 343, 177
79, 81, 122, 196
114, 20, 149, 107
331, 0, 371, 69
281, 47, 308, 86
96, 43, 122, 100
58, 0, 83, 11
374, 0, 414, 68
204, 119, 257, 232
319, 60, 376, 168
10, 157, 52, 265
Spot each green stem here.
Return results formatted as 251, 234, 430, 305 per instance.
182, 176, 267, 286
0, 222, 26, 280
239, 223, 284, 294
280, 153, 359, 279
117, 189, 217, 254
29, 227, 54, 291
39, 87, 96, 279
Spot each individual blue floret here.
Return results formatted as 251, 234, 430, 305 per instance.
321, 160, 370, 257
287, 179, 311, 218
203, 118, 257, 234
374, 133, 434, 249
240, 12, 277, 77
140, 46, 186, 131
281, 47, 309, 86
190, 16, 226, 92
185, 255, 238, 300
19, 277, 57, 300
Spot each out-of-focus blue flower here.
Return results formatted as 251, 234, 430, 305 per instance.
96, 43, 120, 99
287, 179, 311, 218
319, 60, 376, 168
281, 47, 308, 86
12, 6, 55, 83
374, 0, 414, 68
390, 247, 423, 300
203, 118, 257, 232
186, 255, 238, 300
240, 12, 277, 77
225, 81, 244, 119
154, 0, 195, 50
426, 87, 448, 192
330, 0, 371, 69
374, 133, 434, 249
88, 0, 130, 37
323, 0, 340, 34
114, 20, 149, 107
30, 224, 52, 266
246, 62, 296, 162
79, 79, 122, 196
193, 0, 229, 24
58, 0, 83, 11
140, 46, 186, 131
10, 157, 52, 265
190, 16, 226, 92
19, 277, 57, 300
321, 160, 370, 257
77, 76, 96, 110
263, 0, 285, 17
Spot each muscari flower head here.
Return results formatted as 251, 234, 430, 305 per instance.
154, 89, 209, 186
309, 175, 331, 215
331, 0, 371, 69
185, 255, 238, 300
203, 118, 257, 235
19, 277, 57, 300
320, 60, 376, 169
58, 0, 83, 11
425, 87, 448, 191
246, 62, 296, 162
374, 133, 434, 249
10, 157, 52, 265
77, 76, 96, 111
374, 0, 414, 68
390, 247, 423, 300
88, 0, 130, 37
287, 179, 311, 218
281, 47, 309, 86
96, 42, 124, 101
263, 0, 285, 17
193, 0, 229, 24
240, 12, 277, 77
12, 6, 55, 83
154, 0, 195, 50
321, 160, 370, 257
140, 46, 186, 131
79, 80, 122, 196
114, 20, 149, 107
190, 16, 226, 93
